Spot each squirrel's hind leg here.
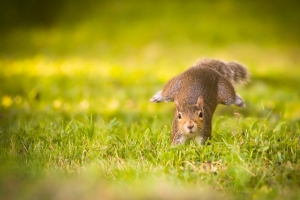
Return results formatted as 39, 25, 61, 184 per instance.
217, 76, 245, 107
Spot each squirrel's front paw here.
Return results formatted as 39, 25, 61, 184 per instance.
171, 135, 188, 145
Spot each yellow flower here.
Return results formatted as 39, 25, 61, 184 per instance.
2, 96, 13, 107
53, 99, 62, 109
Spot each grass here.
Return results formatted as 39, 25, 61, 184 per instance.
1, 0, 300, 199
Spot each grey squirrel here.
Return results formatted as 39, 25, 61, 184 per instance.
150, 58, 250, 145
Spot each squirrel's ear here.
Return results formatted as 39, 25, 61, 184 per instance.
197, 96, 204, 108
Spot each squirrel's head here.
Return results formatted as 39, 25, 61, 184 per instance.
174, 96, 204, 135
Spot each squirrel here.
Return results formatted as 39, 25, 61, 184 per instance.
150, 58, 250, 145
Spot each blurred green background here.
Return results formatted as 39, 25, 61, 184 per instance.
1, 0, 300, 56
1, 0, 299, 125
0, 0, 300, 199
0, 0, 300, 124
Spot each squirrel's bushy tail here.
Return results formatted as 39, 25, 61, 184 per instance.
199, 59, 250, 84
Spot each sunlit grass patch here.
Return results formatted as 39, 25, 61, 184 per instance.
0, 114, 299, 199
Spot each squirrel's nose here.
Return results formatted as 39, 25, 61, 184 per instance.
187, 124, 194, 130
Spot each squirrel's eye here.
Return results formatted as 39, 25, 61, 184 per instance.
199, 111, 203, 118
178, 113, 182, 119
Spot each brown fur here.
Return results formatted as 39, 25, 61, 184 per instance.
150, 58, 250, 145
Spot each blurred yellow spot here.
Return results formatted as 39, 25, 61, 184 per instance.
260, 185, 271, 193
110, 66, 123, 78
109, 99, 119, 110
126, 100, 134, 108
14, 96, 22, 104
53, 100, 62, 108
60, 60, 72, 74
80, 100, 90, 110
63, 103, 71, 111
2, 96, 13, 107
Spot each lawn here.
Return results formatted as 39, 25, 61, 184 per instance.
0, 0, 300, 199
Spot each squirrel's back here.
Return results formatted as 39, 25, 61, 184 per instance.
150, 58, 249, 104
177, 65, 219, 105
195, 58, 250, 85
